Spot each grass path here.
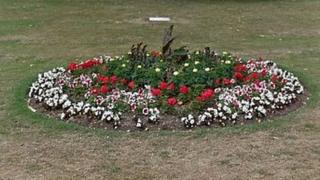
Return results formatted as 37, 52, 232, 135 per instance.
0, 0, 320, 179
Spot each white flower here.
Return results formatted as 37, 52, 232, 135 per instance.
195, 61, 200, 65
121, 64, 126, 67
223, 51, 228, 55
184, 63, 189, 67
155, 68, 161, 72
142, 108, 149, 115
195, 51, 200, 55
193, 68, 198, 72
205, 67, 210, 72
137, 65, 142, 69
173, 71, 179, 76
225, 60, 231, 64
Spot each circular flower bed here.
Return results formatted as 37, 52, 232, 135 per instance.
27, 26, 305, 131
27, 49, 305, 131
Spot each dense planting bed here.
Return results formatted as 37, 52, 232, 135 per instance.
27, 49, 305, 131
27, 26, 304, 131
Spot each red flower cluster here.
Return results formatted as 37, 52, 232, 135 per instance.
197, 88, 214, 101
223, 78, 232, 86
158, 81, 175, 91
232, 63, 247, 82
98, 75, 109, 84
151, 88, 161, 96
79, 59, 100, 69
234, 64, 246, 72
179, 85, 189, 94
90, 87, 100, 95
110, 75, 117, 84
67, 62, 78, 71
100, 85, 108, 94
167, 97, 177, 106
159, 81, 168, 90
233, 72, 244, 81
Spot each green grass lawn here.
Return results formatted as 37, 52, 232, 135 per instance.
1, 0, 320, 179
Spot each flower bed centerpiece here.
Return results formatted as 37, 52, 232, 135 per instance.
28, 26, 305, 131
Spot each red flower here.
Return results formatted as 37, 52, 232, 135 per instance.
260, 69, 267, 77
98, 75, 109, 84
151, 88, 161, 96
234, 72, 244, 81
100, 85, 108, 94
223, 78, 231, 86
167, 83, 175, 91
128, 81, 135, 89
110, 75, 117, 84
159, 81, 168, 90
167, 97, 177, 106
179, 85, 189, 94
91, 87, 100, 95
244, 76, 251, 83
197, 88, 214, 101
79, 59, 100, 69
67, 62, 78, 71
234, 64, 246, 72
250, 72, 259, 79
